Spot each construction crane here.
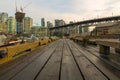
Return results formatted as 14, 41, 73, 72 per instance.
15, 0, 18, 12
15, 0, 32, 12
20, 2, 32, 12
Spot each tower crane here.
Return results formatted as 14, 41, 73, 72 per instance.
15, 0, 32, 12
20, 2, 32, 12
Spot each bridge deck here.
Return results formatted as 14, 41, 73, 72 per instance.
0, 39, 120, 80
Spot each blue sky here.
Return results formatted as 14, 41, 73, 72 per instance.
0, 0, 120, 25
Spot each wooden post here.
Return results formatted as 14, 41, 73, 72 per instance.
115, 48, 120, 53
99, 45, 110, 55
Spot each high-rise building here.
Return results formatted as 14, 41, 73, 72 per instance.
0, 21, 7, 33
31, 26, 48, 37
47, 21, 53, 37
55, 19, 65, 27
54, 19, 65, 37
47, 21, 53, 28
55, 19, 59, 27
39, 27, 48, 37
15, 12, 25, 34
41, 18, 45, 27
0, 12, 8, 22
7, 16, 16, 34
24, 17, 33, 34
31, 26, 40, 35
0, 13, 1, 20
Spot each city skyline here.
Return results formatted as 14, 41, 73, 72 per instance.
1, 0, 120, 25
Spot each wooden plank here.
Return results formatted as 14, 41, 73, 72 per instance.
76, 56, 107, 80
97, 40, 120, 49
61, 41, 83, 80
0, 41, 59, 80
67, 39, 108, 80
85, 46, 120, 69
70, 39, 120, 80
35, 40, 63, 80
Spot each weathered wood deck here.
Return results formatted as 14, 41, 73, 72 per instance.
0, 39, 120, 80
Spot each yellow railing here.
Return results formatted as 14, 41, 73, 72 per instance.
0, 38, 59, 65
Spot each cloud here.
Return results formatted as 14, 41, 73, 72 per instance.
25, 3, 82, 24
0, 0, 14, 14
105, 0, 120, 5
1, 0, 120, 25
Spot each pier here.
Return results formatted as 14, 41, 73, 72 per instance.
0, 39, 120, 80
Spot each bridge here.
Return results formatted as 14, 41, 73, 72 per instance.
48, 15, 120, 37
50, 15, 120, 30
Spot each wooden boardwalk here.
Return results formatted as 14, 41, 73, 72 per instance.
0, 39, 120, 80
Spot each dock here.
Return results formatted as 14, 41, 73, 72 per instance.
0, 39, 120, 80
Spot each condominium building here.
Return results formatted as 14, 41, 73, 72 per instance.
24, 17, 33, 34
0, 12, 8, 22
47, 21, 53, 28
31, 26, 48, 37
41, 18, 45, 27
55, 19, 65, 27
0, 20, 8, 33
7, 16, 16, 34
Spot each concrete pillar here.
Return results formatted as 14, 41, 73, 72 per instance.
62, 27, 64, 38
84, 26, 88, 32
84, 23, 89, 32
47, 28, 50, 37
79, 25, 82, 34
99, 45, 110, 55
115, 48, 120, 53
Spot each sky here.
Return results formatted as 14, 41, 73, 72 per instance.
0, 0, 120, 26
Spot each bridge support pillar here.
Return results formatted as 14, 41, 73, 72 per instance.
115, 48, 120, 53
79, 25, 82, 34
99, 45, 110, 55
